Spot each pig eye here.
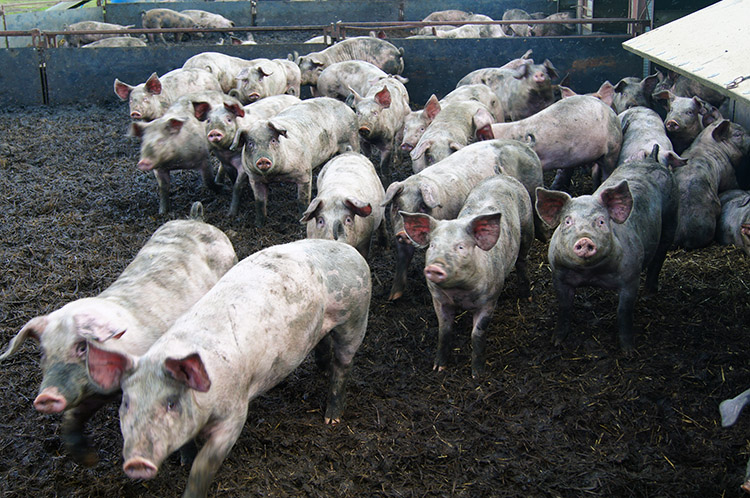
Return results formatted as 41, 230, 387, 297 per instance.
74, 340, 87, 358
596, 217, 606, 227
317, 217, 325, 228
344, 216, 353, 225
419, 127, 424, 132
564, 216, 572, 226
245, 141, 255, 152
165, 396, 180, 412
418, 202, 429, 213
270, 137, 278, 145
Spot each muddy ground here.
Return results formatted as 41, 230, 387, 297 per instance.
0, 99, 749, 498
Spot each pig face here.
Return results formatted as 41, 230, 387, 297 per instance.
298, 55, 326, 86
383, 178, 442, 242
352, 86, 392, 139
235, 64, 276, 103
114, 73, 169, 121
611, 75, 659, 114
235, 120, 287, 176
401, 212, 502, 287
536, 182, 633, 267
301, 197, 373, 244
691, 120, 750, 167
131, 117, 189, 172
656, 91, 721, 144
195, 101, 244, 150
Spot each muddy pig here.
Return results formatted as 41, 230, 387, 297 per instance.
181, 9, 234, 40
654, 69, 727, 109
673, 120, 750, 249
86, 239, 370, 498
295, 36, 405, 86
82, 36, 146, 48
617, 106, 685, 167
114, 68, 222, 121
535, 147, 677, 350
653, 90, 722, 154
193, 94, 300, 217
529, 12, 576, 36
0, 206, 236, 466
401, 173, 533, 377
716, 189, 750, 256
432, 14, 507, 39
315, 60, 396, 100
348, 76, 411, 177
720, 387, 750, 493
183, 52, 257, 94
474, 93, 622, 191
383, 139, 541, 301
131, 91, 227, 214
141, 8, 197, 44
230, 58, 301, 104
301, 151, 386, 258
63, 21, 134, 47
502, 9, 533, 37
231, 96, 359, 226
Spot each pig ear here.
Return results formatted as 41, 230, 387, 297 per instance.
423, 94, 441, 121
663, 151, 688, 168
230, 128, 246, 151
599, 180, 633, 224
144, 73, 163, 95
711, 120, 732, 142
418, 181, 441, 209
613, 79, 628, 94
167, 118, 186, 134
164, 353, 211, 392
344, 197, 372, 218
300, 197, 323, 223
469, 212, 502, 251
114, 79, 134, 101
741, 223, 750, 237
267, 120, 288, 139
543, 59, 558, 80
381, 181, 403, 206
224, 101, 245, 118
652, 90, 674, 103
473, 108, 494, 140
410, 139, 430, 161
558, 86, 577, 99
257, 63, 274, 78
310, 55, 326, 67
535, 187, 571, 228
75, 313, 126, 343
449, 141, 464, 153
86, 343, 134, 393
374, 87, 392, 108
0, 316, 47, 360
641, 73, 660, 95
193, 101, 211, 121
594, 81, 615, 107
400, 211, 434, 247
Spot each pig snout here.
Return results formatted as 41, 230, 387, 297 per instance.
123, 456, 159, 480
358, 126, 372, 138
573, 237, 597, 259
424, 263, 447, 284
400, 142, 414, 152
207, 129, 224, 143
33, 387, 67, 413
533, 71, 548, 84
137, 159, 154, 172
665, 120, 680, 132
247, 92, 261, 102
255, 157, 273, 171
395, 230, 411, 245
130, 110, 142, 120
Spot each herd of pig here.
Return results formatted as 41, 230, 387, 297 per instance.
4, 18, 750, 498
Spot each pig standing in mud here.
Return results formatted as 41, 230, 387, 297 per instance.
301, 151, 386, 258
384, 138, 542, 301
401, 173, 534, 377
348, 76, 411, 177
535, 146, 677, 351
716, 189, 750, 256
86, 239, 371, 498
296, 36, 405, 86
474, 93, 622, 191
193, 94, 300, 216
230, 58, 301, 104
114, 68, 222, 121
231, 97, 359, 226
0, 205, 236, 466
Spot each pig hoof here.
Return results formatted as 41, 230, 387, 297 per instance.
741, 481, 750, 494
433, 364, 447, 372
324, 417, 340, 425
388, 290, 403, 301
72, 448, 99, 467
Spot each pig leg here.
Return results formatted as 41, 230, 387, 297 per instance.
153, 169, 172, 215
515, 255, 531, 300
388, 238, 415, 300
325, 318, 366, 424
60, 393, 115, 466
295, 174, 313, 218
228, 168, 248, 217
550, 168, 574, 192
470, 307, 495, 378
433, 297, 457, 371
249, 178, 268, 227
616, 280, 639, 352
377, 142, 393, 181
551, 275, 575, 345
184, 417, 246, 498
313, 334, 333, 371
200, 164, 220, 193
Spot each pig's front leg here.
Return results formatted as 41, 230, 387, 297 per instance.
228, 168, 248, 217
153, 169, 172, 215
552, 274, 575, 346
248, 178, 268, 227
432, 297, 457, 372
388, 236, 415, 301
616, 279, 639, 352
325, 322, 365, 424
183, 418, 245, 498
295, 171, 313, 217
470, 306, 496, 378
60, 393, 115, 466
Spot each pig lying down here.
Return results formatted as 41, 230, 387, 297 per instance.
0, 205, 237, 466
86, 239, 371, 498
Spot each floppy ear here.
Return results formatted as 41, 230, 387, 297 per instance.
641, 73, 660, 96
86, 343, 134, 393
418, 181, 441, 209
410, 139, 430, 161
74, 313, 126, 343
382, 181, 403, 207
473, 108, 494, 140
599, 180, 633, 224
164, 353, 211, 392
344, 197, 372, 217
542, 59, 558, 80
267, 120, 288, 139
300, 197, 323, 223
257, 63, 275, 78
144, 73, 162, 95
400, 211, 434, 247
469, 212, 502, 251
0, 316, 47, 360
535, 187, 571, 228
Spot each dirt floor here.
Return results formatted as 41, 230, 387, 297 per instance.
0, 99, 749, 498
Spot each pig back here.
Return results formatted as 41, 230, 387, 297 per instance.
323, 37, 404, 75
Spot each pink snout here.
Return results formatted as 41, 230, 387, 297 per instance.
665, 120, 680, 132
573, 237, 597, 259
137, 159, 154, 172
247, 92, 261, 102
533, 71, 548, 84
424, 264, 446, 283
358, 126, 371, 138
123, 456, 159, 480
400, 142, 414, 152
129, 111, 142, 119
255, 157, 272, 171
34, 387, 67, 414
207, 129, 224, 143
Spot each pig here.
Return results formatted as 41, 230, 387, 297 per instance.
180, 9, 234, 39
301, 151, 386, 258
304, 34, 333, 44
62, 21, 134, 47
114, 68, 222, 121
716, 189, 750, 256
474, 94, 622, 191
230, 58, 302, 104
347, 76, 411, 177
183, 52, 257, 94
227, 34, 256, 45
673, 120, 750, 249
130, 91, 227, 214
85, 239, 370, 498
141, 8, 198, 44
720, 387, 750, 493
535, 146, 678, 350
295, 36, 405, 86
383, 138, 542, 301
401, 173, 533, 377
315, 60, 391, 100
652, 90, 722, 154
617, 106, 685, 167
400, 84, 504, 154
456, 57, 558, 121
502, 8, 533, 37
193, 94, 301, 217
529, 12, 576, 37
410, 99, 492, 173
654, 69, 727, 109
432, 14, 507, 39
610, 74, 661, 114
231, 97, 360, 226
81, 37, 147, 48
0, 206, 237, 466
